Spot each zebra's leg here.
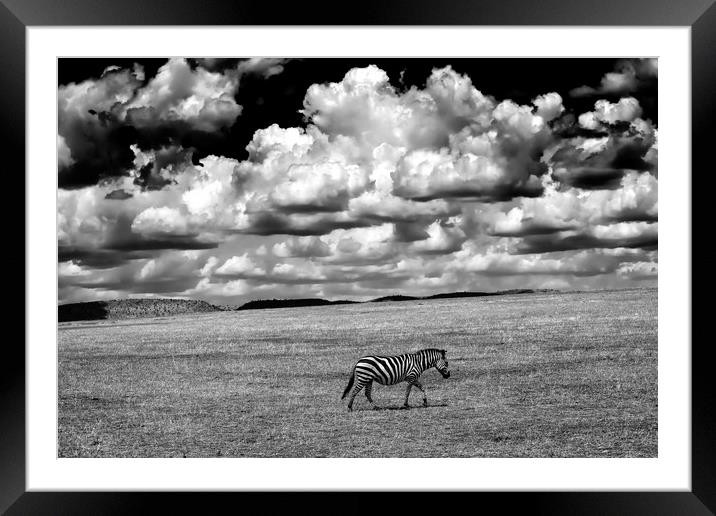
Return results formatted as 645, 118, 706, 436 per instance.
364, 381, 379, 410
412, 380, 428, 407
347, 381, 366, 412
402, 382, 413, 409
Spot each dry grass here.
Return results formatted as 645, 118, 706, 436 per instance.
58, 288, 657, 457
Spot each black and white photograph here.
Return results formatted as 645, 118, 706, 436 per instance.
57, 57, 658, 458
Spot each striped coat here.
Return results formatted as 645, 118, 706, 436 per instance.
341, 348, 450, 411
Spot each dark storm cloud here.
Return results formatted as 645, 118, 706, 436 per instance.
603, 211, 658, 224
58, 64, 143, 188
57, 58, 258, 189
59, 274, 199, 295
416, 241, 465, 256
396, 181, 546, 203
105, 189, 134, 200
59, 120, 140, 189
355, 206, 460, 225
551, 135, 655, 190
514, 227, 658, 255
238, 211, 376, 237
105, 237, 219, 253
610, 138, 655, 171
59, 234, 218, 268
58, 248, 134, 269
270, 199, 349, 215
556, 168, 628, 190
125, 117, 232, 159
59, 113, 234, 190
489, 220, 578, 238
394, 222, 431, 242
133, 162, 174, 191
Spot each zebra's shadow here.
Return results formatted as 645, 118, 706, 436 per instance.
372, 403, 449, 411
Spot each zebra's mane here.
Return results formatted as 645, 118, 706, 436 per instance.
414, 348, 446, 357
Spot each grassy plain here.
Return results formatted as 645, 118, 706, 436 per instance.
58, 288, 657, 457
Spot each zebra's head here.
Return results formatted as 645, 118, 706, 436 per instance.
435, 349, 450, 379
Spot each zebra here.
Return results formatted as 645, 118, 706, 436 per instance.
341, 348, 450, 411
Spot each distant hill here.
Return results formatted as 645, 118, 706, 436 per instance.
424, 289, 556, 300
370, 289, 558, 303
58, 299, 221, 322
59, 289, 561, 321
237, 298, 358, 311
237, 289, 559, 312
370, 295, 420, 302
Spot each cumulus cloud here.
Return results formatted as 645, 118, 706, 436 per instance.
318, 224, 399, 265
199, 256, 219, 277
236, 58, 290, 78
270, 261, 327, 283
570, 58, 657, 97
131, 206, 189, 235
58, 260, 91, 278
269, 162, 368, 213
301, 65, 489, 152
489, 206, 577, 237
578, 97, 643, 128
483, 170, 657, 243
195, 57, 291, 78
58, 65, 571, 254
392, 147, 544, 202
122, 58, 242, 132
533, 92, 564, 122
617, 261, 658, 280
59, 249, 210, 301
215, 254, 263, 276
449, 241, 655, 280
272, 236, 331, 258
236, 72, 558, 230
56, 154, 239, 267
298, 65, 555, 204
182, 277, 255, 298
410, 220, 466, 255
57, 135, 74, 169
58, 60, 658, 305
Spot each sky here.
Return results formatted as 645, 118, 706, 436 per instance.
57, 58, 658, 306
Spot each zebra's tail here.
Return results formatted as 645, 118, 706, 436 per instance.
341, 371, 355, 399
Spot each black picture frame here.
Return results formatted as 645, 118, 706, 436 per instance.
3, 0, 712, 514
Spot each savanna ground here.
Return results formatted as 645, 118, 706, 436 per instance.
58, 288, 657, 457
